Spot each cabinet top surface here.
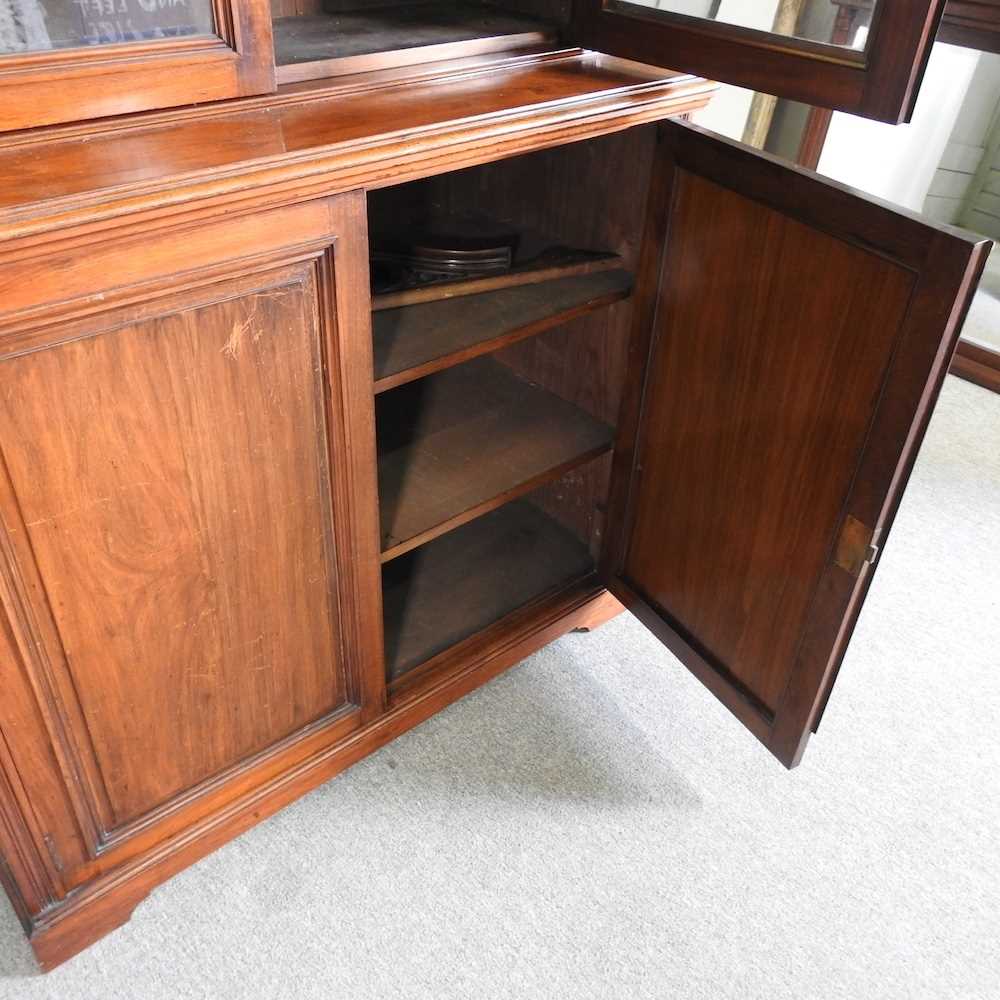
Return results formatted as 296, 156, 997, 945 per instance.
0, 49, 711, 244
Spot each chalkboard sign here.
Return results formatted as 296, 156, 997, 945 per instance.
0, 0, 215, 54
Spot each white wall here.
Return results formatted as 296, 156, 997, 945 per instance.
924, 53, 1000, 226
817, 44, 981, 212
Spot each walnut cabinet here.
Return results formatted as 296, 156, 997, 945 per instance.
0, 0, 990, 972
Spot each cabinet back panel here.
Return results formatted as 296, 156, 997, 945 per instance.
369, 126, 657, 551
0, 275, 348, 829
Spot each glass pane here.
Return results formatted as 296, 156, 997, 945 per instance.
0, 0, 215, 54
615, 0, 875, 51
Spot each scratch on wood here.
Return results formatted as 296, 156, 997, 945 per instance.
24, 481, 153, 527
220, 290, 292, 360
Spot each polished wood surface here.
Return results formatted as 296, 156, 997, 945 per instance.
0, 1, 985, 970
377, 357, 614, 561
0, 273, 350, 828
938, 0, 1000, 51
0, 0, 275, 133
383, 498, 595, 681
572, 0, 944, 123
0, 191, 385, 953
0, 51, 713, 243
951, 339, 1000, 394
373, 268, 632, 391
605, 121, 989, 768
371, 247, 622, 312
571, 591, 626, 632
273, 4, 556, 82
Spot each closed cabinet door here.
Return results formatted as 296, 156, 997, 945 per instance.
0, 192, 382, 903
603, 120, 989, 768
573, 0, 945, 123
0, 0, 274, 132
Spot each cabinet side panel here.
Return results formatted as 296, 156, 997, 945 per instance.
0, 273, 349, 829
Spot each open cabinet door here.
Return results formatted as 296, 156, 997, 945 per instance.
573, 0, 944, 123
603, 121, 989, 768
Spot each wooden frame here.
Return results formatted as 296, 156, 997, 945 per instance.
571, 0, 946, 123
602, 121, 989, 767
0, 0, 275, 133
938, 0, 1000, 52
952, 339, 1000, 393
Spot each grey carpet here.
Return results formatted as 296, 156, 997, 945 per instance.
1, 374, 998, 1000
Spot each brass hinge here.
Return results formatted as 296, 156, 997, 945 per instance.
834, 515, 879, 578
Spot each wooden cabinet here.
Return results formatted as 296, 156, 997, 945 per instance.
0, 0, 275, 131
0, 192, 383, 961
0, 0, 989, 973
0, 0, 949, 134
604, 122, 986, 767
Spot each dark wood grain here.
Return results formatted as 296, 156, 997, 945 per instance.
604, 120, 989, 768
951, 339, 1000, 394
939, 0, 1000, 51
626, 171, 913, 714
373, 268, 632, 391
382, 498, 594, 680
376, 357, 614, 560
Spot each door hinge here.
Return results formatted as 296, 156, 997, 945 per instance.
834, 515, 879, 578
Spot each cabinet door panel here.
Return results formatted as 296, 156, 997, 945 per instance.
0, 194, 382, 890
605, 121, 988, 768
0, 278, 345, 826
572, 0, 943, 123
0, 0, 274, 133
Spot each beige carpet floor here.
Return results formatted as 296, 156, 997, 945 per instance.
0, 374, 998, 1000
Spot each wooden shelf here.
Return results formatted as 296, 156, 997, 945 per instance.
377, 357, 613, 561
371, 245, 623, 311
274, 4, 557, 84
373, 268, 632, 392
382, 499, 595, 682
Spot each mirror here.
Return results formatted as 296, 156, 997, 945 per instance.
613, 0, 875, 51
0, 0, 215, 53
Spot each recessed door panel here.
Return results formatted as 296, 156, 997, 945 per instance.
0, 194, 382, 894
0, 275, 344, 827
605, 121, 989, 767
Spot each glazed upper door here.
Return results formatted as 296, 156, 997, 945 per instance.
603, 120, 988, 768
0, 191, 382, 895
572, 0, 944, 123
0, 0, 274, 132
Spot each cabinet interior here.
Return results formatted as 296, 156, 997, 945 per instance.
269, 0, 569, 83
368, 126, 658, 693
